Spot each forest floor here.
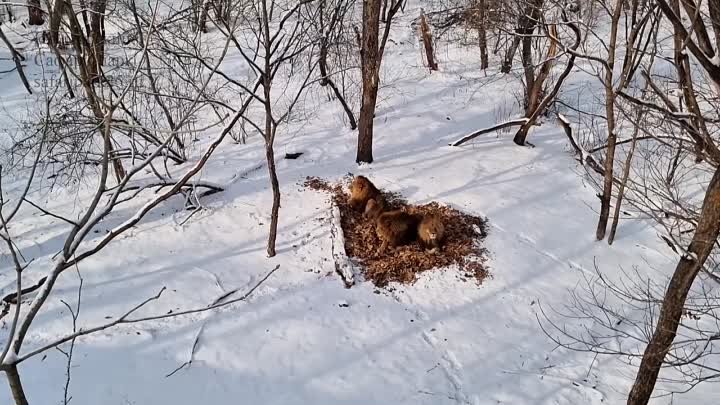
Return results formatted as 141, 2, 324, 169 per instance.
0, 3, 708, 404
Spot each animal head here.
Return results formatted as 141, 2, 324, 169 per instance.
351, 176, 370, 193
424, 216, 443, 240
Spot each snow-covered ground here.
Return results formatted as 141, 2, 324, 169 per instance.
0, 3, 715, 405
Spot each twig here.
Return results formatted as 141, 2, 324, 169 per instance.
13, 287, 166, 364
60, 267, 82, 405
23, 198, 79, 227
165, 265, 281, 377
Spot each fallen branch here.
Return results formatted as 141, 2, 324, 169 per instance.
450, 118, 528, 147
557, 114, 605, 176
330, 202, 355, 288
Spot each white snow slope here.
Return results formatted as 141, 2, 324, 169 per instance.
0, 4, 714, 405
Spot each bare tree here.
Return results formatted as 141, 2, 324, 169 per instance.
213, 0, 318, 256
315, 0, 358, 129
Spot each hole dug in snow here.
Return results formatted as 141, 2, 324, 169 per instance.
305, 176, 490, 287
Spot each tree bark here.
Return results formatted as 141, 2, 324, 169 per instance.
357, 0, 382, 164
48, 0, 64, 47
419, 12, 437, 71
5, 365, 29, 405
86, 0, 107, 82
672, 0, 710, 163
265, 141, 280, 257
478, 0, 488, 70
501, 0, 543, 74
595, 0, 623, 241
513, 20, 579, 146
608, 124, 638, 245
627, 165, 720, 405
27, 0, 44, 25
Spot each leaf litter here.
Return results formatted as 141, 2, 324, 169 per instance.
304, 176, 490, 287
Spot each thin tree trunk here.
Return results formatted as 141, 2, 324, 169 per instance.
596, 0, 623, 241
198, 0, 212, 33
608, 124, 639, 245
501, 36, 520, 73
521, 34, 535, 111
265, 141, 280, 257
672, 0, 710, 163
260, 0, 279, 257
627, 165, 720, 405
357, 0, 382, 164
5, 365, 29, 405
48, 0, 64, 47
501, 0, 543, 74
87, 0, 107, 82
318, 4, 357, 130
419, 11, 437, 71
478, 0, 488, 70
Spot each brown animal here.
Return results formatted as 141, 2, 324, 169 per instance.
418, 214, 445, 253
364, 198, 385, 220
349, 175, 382, 212
375, 210, 421, 255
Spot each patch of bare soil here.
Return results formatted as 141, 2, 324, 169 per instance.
305, 176, 490, 287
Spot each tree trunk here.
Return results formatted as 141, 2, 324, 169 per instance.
198, 0, 212, 33
357, 0, 382, 164
608, 125, 638, 245
265, 141, 280, 257
627, 165, 720, 405
48, 0, 65, 47
478, 0, 488, 70
27, 0, 44, 25
595, 0, 623, 241
87, 0, 107, 82
501, 0, 543, 74
5, 365, 29, 405
357, 84, 378, 163
672, 0, 710, 163
501, 36, 520, 73
521, 34, 535, 111
419, 12, 437, 71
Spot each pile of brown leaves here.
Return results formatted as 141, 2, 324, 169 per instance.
305, 176, 490, 287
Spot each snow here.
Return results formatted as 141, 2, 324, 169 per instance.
0, 3, 716, 405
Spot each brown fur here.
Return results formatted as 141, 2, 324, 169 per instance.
364, 198, 385, 220
375, 210, 421, 255
349, 175, 382, 212
418, 214, 445, 253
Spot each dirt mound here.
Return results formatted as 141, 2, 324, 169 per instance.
305, 176, 490, 287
